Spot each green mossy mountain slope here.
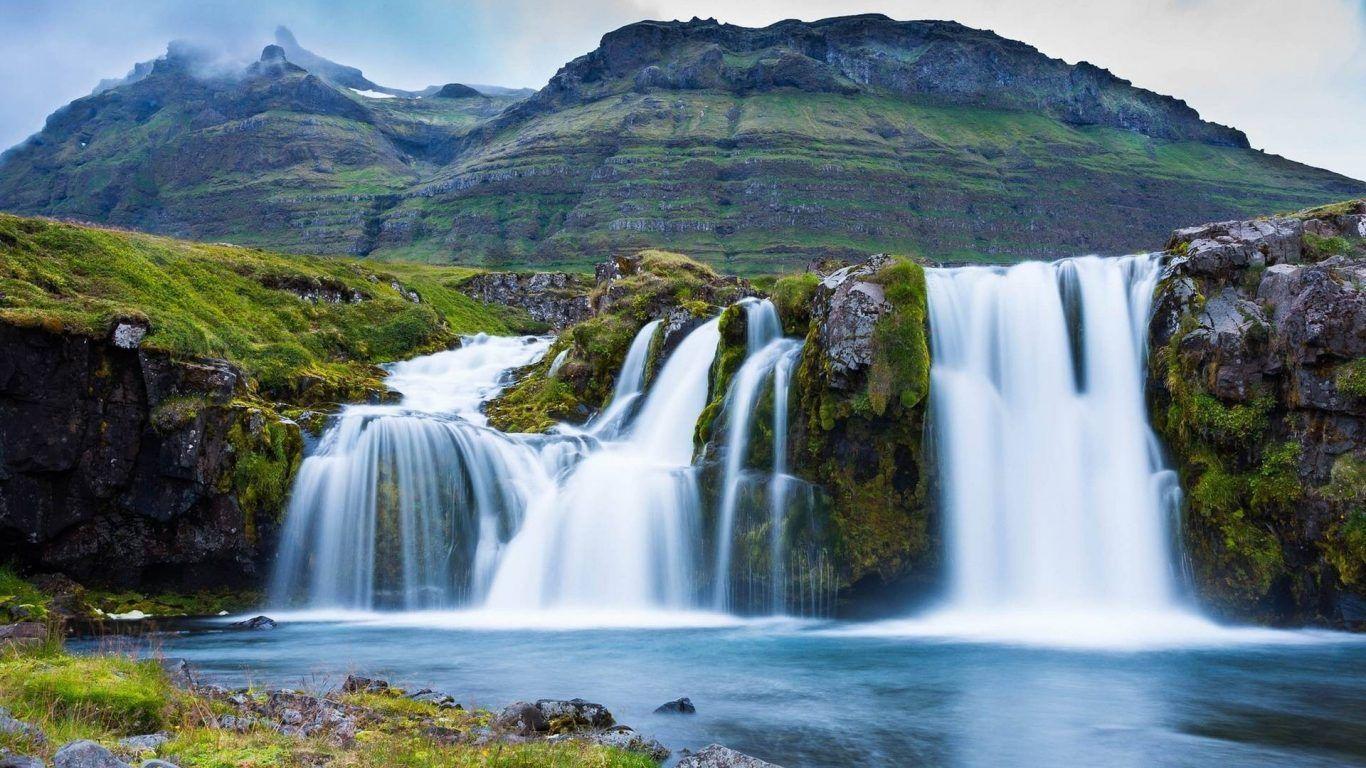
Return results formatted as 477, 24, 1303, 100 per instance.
2, 17, 1362, 273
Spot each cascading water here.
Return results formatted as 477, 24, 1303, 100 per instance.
483, 318, 720, 610
269, 335, 567, 609
710, 299, 826, 614
921, 254, 1190, 636
579, 319, 661, 439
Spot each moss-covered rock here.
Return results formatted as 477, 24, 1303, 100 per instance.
1149, 209, 1366, 627
788, 254, 936, 596
486, 250, 750, 434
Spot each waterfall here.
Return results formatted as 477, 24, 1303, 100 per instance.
268, 336, 565, 609
712, 299, 809, 612
924, 255, 1179, 615
583, 319, 661, 439
483, 319, 720, 609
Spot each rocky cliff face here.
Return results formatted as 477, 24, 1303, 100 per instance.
0, 324, 302, 591
1148, 202, 1366, 627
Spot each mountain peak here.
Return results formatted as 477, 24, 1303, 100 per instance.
260, 44, 287, 63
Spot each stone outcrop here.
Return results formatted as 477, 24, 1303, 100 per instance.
786, 254, 936, 603
0, 324, 303, 591
677, 744, 782, 768
457, 271, 593, 329
1148, 206, 1365, 627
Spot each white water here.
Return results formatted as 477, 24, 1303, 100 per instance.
269, 335, 560, 609
483, 319, 720, 609
913, 254, 1195, 639
581, 319, 660, 439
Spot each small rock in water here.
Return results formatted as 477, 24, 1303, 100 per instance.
53, 740, 131, 768
654, 696, 696, 714
117, 733, 169, 752
230, 615, 276, 630
0, 754, 46, 768
676, 744, 783, 768
341, 674, 389, 694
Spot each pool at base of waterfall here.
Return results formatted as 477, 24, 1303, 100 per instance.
73, 615, 1366, 768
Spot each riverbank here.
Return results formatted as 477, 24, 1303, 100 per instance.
1, 624, 774, 767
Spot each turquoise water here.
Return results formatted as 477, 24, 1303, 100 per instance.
74, 614, 1366, 767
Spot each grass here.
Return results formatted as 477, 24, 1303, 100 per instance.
0, 215, 518, 403
0, 641, 657, 768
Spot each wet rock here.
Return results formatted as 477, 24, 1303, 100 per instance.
495, 702, 547, 734
115, 734, 168, 753
534, 698, 615, 732
52, 741, 130, 768
341, 674, 389, 694
0, 707, 45, 745
230, 615, 276, 630
676, 744, 782, 768
653, 697, 695, 714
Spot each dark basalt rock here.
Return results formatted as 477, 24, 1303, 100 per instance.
0, 323, 303, 591
231, 615, 277, 630
341, 674, 389, 694
653, 697, 696, 714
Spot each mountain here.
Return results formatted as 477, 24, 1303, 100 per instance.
1, 16, 1362, 272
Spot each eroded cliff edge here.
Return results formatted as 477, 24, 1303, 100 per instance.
1148, 201, 1365, 626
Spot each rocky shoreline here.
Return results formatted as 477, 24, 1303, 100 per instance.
0, 626, 782, 768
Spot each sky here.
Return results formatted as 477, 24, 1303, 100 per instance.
1, 0, 1363, 179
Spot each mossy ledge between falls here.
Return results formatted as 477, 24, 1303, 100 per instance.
1, 200, 1364, 627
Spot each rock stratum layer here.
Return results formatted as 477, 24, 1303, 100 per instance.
1, 17, 1362, 272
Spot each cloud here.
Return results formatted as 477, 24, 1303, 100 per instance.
0, 0, 1362, 180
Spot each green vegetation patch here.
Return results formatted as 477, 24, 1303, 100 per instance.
0, 215, 513, 404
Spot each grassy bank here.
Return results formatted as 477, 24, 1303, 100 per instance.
0, 638, 654, 767
0, 215, 525, 403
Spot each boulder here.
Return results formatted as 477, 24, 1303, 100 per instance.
495, 698, 613, 734
405, 688, 461, 709
494, 701, 546, 734
811, 254, 894, 389
653, 697, 696, 714
0, 707, 45, 744
138, 761, 179, 768
676, 744, 783, 768
115, 734, 168, 753
0, 623, 46, 651
340, 674, 389, 694
52, 741, 130, 768
0, 755, 45, 768
588, 726, 670, 761
230, 615, 276, 630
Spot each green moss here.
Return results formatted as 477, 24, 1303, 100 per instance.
485, 373, 583, 433
1302, 232, 1353, 261
226, 407, 305, 542
866, 259, 930, 415
0, 565, 51, 623
770, 272, 819, 336
0, 214, 514, 406
1336, 358, 1366, 399
0, 653, 174, 734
